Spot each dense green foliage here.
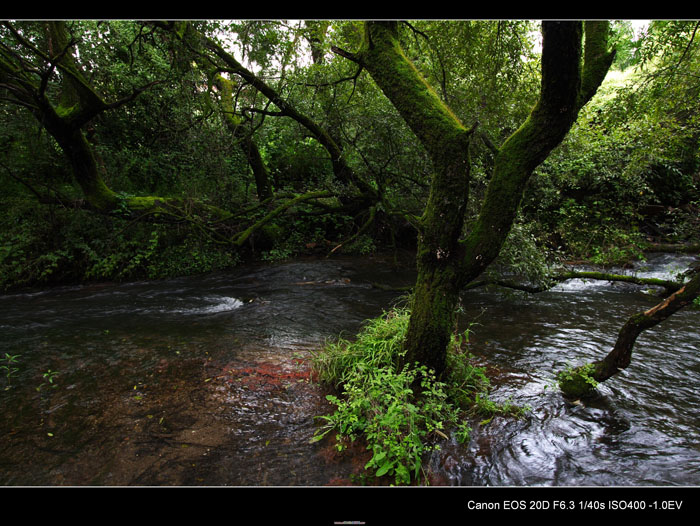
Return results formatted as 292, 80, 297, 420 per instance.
523, 21, 700, 266
311, 306, 522, 485
3, 20, 699, 292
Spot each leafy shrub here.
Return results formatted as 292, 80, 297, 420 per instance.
310, 307, 521, 485
556, 362, 600, 398
0, 200, 238, 291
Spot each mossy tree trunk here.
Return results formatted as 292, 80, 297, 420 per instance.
1, 21, 118, 212
0, 21, 234, 223
351, 21, 614, 377
355, 22, 473, 375
215, 74, 274, 202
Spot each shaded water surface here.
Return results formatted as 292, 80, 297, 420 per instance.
1, 253, 699, 486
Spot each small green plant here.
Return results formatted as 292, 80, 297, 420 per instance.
310, 307, 522, 485
36, 369, 59, 392
261, 246, 293, 262
1, 353, 20, 390
346, 234, 376, 255
555, 362, 599, 398
115, 191, 134, 217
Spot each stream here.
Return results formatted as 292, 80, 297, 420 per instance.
1, 252, 699, 487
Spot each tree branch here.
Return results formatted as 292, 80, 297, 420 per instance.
330, 45, 361, 64
558, 267, 700, 398
231, 191, 333, 247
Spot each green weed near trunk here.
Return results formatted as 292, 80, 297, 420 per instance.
310, 306, 525, 485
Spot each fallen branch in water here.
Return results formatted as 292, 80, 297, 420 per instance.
645, 242, 700, 254
558, 267, 700, 398
551, 270, 681, 294
372, 269, 683, 295
464, 270, 683, 295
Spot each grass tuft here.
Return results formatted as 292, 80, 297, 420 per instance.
310, 306, 524, 485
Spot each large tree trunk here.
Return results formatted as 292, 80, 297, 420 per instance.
356, 22, 473, 374
354, 21, 614, 377
459, 22, 612, 284
0, 22, 239, 227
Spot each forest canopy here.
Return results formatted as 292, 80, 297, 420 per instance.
2, 20, 698, 293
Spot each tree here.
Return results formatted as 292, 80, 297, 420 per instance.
0, 21, 232, 220
0, 21, 366, 253
333, 21, 615, 377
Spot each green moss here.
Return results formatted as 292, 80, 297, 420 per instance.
122, 195, 233, 224
55, 102, 79, 119
556, 363, 600, 398
74, 177, 119, 212
360, 22, 470, 165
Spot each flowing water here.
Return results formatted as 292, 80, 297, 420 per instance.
1, 253, 699, 486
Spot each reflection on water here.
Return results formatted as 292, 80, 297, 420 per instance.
1, 253, 699, 486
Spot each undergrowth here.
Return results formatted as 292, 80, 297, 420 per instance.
0, 202, 238, 292
310, 306, 525, 486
